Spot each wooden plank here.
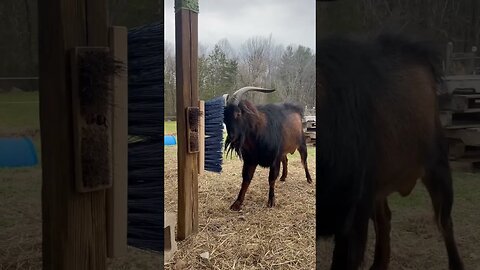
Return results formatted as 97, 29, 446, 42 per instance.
198, 100, 205, 175
445, 74, 480, 81
175, 7, 199, 240
106, 26, 128, 258
164, 212, 178, 262
462, 149, 480, 158
450, 160, 480, 173
454, 108, 480, 113
445, 122, 480, 129
448, 140, 466, 159
439, 111, 452, 127
190, 9, 200, 236
85, 0, 108, 45
446, 128, 480, 146
39, 0, 108, 268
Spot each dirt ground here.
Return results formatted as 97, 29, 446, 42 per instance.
0, 133, 166, 270
0, 131, 316, 270
164, 146, 317, 269
317, 172, 480, 270
1, 130, 478, 269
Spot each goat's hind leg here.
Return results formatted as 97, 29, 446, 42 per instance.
331, 214, 370, 270
299, 139, 312, 183
370, 199, 392, 270
267, 159, 281, 207
423, 143, 464, 270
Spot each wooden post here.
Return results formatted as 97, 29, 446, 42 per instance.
39, 0, 109, 268
175, 0, 199, 240
106, 26, 128, 258
198, 100, 205, 175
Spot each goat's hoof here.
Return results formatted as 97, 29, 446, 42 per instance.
369, 264, 387, 270
280, 178, 286, 182
267, 199, 276, 208
307, 178, 312, 184
230, 201, 242, 211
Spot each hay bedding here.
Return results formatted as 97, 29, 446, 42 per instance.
317, 192, 477, 270
164, 146, 316, 270
317, 218, 452, 270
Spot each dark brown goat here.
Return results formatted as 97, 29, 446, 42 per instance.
317, 34, 464, 270
223, 87, 312, 211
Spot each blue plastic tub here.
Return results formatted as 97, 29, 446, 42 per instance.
0, 137, 38, 168
164, 135, 176, 146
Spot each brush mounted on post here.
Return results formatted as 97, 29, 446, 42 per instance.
186, 106, 200, 153
70, 47, 123, 193
175, 0, 200, 240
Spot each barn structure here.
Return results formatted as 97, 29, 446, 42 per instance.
38, 0, 207, 268
39, 0, 126, 268
440, 42, 480, 172
171, 0, 226, 243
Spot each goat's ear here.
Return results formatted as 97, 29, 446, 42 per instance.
238, 100, 261, 127
238, 100, 258, 117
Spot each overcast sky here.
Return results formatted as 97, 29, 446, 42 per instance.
164, 0, 315, 52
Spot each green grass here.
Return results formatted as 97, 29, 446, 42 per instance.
164, 120, 176, 135
0, 91, 43, 268
0, 91, 164, 269
1, 91, 479, 268
163, 120, 316, 160
0, 91, 41, 159
0, 91, 39, 129
387, 172, 480, 209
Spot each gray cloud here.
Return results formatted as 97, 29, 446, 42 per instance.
165, 0, 315, 51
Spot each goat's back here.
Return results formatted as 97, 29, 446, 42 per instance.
316, 33, 444, 236
251, 103, 305, 165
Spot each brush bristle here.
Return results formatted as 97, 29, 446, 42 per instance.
187, 107, 200, 153
189, 131, 199, 152
78, 50, 122, 116
188, 107, 200, 132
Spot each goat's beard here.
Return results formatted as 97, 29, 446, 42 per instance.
225, 134, 245, 160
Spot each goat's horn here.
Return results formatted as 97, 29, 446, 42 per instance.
222, 94, 229, 106
227, 86, 275, 105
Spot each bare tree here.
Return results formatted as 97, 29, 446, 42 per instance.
357, 0, 478, 48
275, 45, 315, 107
216, 38, 236, 60
164, 41, 176, 117
164, 35, 315, 116
238, 35, 273, 85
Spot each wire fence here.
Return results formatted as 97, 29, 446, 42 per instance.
0, 77, 38, 92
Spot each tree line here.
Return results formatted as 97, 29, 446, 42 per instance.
0, 0, 161, 78
164, 36, 316, 117
2, 0, 478, 95
318, 0, 480, 51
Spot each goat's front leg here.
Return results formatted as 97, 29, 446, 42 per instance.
267, 159, 281, 207
230, 163, 257, 211
331, 211, 370, 270
370, 199, 392, 270
280, 156, 288, 181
